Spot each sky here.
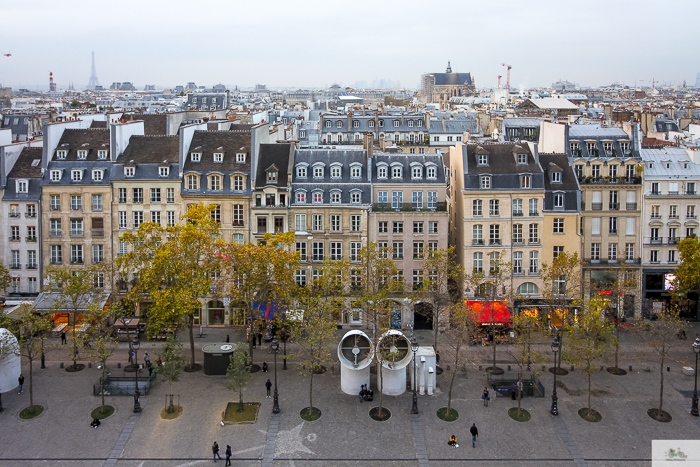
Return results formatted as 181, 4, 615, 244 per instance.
1, 0, 699, 91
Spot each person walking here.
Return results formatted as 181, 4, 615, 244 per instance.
144, 352, 151, 368
17, 374, 24, 394
60, 331, 66, 345
257, 332, 263, 346
262, 362, 268, 373
212, 441, 222, 461
225, 334, 230, 343
482, 387, 490, 407
265, 379, 272, 398
470, 423, 479, 448
225, 444, 232, 466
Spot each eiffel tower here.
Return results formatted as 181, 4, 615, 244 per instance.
87, 51, 100, 89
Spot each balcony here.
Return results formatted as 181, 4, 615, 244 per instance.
489, 239, 502, 245
70, 229, 84, 237
26, 263, 37, 270
50, 206, 61, 212
8, 212, 20, 218
669, 215, 679, 220
584, 257, 642, 266
25, 212, 37, 218
609, 203, 620, 211
9, 236, 20, 242
71, 206, 82, 212
650, 214, 661, 219
92, 205, 103, 212
91, 228, 104, 238
647, 237, 663, 245
689, 214, 698, 219
372, 202, 447, 213
70, 259, 84, 265
232, 221, 245, 227
626, 203, 638, 211
528, 211, 539, 217
512, 212, 524, 217
687, 191, 697, 196
650, 190, 661, 196
49, 230, 62, 237
579, 176, 642, 185
528, 238, 540, 244
668, 237, 681, 245
609, 230, 618, 236
26, 236, 37, 242
472, 239, 484, 245
591, 203, 603, 211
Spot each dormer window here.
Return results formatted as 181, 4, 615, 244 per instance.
331, 191, 341, 203
369, 120, 375, 128
50, 170, 62, 181
551, 172, 562, 183
520, 175, 531, 188
296, 166, 307, 178
393, 120, 399, 127
77, 150, 88, 160
313, 191, 323, 204
210, 175, 222, 191
379, 120, 384, 127
56, 150, 67, 160
480, 175, 491, 189
351, 165, 361, 179
351, 191, 361, 204
159, 166, 169, 177
267, 170, 277, 183
92, 170, 103, 181
377, 165, 388, 178
620, 142, 630, 152
313, 166, 324, 178
325, 121, 331, 127
331, 165, 341, 178
412, 166, 422, 179
408, 120, 414, 127
16, 180, 28, 193
187, 174, 199, 190
299, 130, 306, 138
296, 191, 306, 203
353, 120, 359, 128
418, 120, 423, 127
191, 153, 201, 162
97, 150, 108, 160
392, 166, 402, 178
213, 153, 223, 163
517, 154, 527, 164
236, 153, 245, 163
478, 155, 488, 166
71, 169, 83, 182
426, 166, 437, 179
336, 121, 342, 128
125, 167, 135, 177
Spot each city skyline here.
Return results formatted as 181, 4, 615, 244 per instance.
1, 0, 699, 91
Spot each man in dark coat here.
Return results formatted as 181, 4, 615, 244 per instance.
470, 423, 479, 448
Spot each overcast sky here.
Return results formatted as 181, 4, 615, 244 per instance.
1, 0, 698, 91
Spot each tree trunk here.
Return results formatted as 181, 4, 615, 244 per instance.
187, 314, 196, 369
378, 361, 385, 417
101, 362, 106, 411
613, 325, 620, 369
432, 303, 439, 350
72, 322, 78, 368
239, 388, 244, 412
28, 356, 34, 411
659, 347, 665, 412
492, 328, 497, 369
309, 369, 314, 410
447, 342, 461, 417
516, 371, 522, 416
587, 362, 592, 417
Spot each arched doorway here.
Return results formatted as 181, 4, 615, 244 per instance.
414, 302, 433, 330
207, 300, 225, 326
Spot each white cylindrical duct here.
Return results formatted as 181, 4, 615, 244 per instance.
376, 330, 412, 396
0, 329, 20, 393
337, 330, 374, 395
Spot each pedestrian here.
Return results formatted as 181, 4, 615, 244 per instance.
90, 418, 101, 428
17, 374, 24, 394
225, 334, 230, 343
61, 331, 66, 345
262, 362, 268, 373
448, 435, 458, 448
144, 352, 150, 367
225, 444, 232, 466
128, 349, 133, 364
482, 387, 490, 407
212, 441, 222, 461
257, 332, 262, 346
265, 379, 272, 398
511, 382, 517, 400
470, 423, 479, 448
435, 350, 441, 365
148, 363, 153, 377
359, 385, 364, 403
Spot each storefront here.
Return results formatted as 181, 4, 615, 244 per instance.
643, 270, 699, 320
466, 300, 512, 327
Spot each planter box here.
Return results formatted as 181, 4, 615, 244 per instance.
683, 366, 695, 376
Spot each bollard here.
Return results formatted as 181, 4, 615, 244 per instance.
629, 365, 633, 372
600, 365, 604, 371
667, 366, 670, 372
542, 365, 546, 371
507, 365, 511, 371
117, 362, 121, 368
571, 365, 575, 371
88, 362, 92, 368
478, 365, 482, 371
60, 362, 64, 368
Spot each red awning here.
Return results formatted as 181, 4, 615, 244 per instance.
465, 300, 511, 326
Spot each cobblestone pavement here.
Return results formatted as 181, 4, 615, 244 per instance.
1, 326, 700, 466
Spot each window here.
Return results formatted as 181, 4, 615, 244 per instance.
489, 199, 500, 216
412, 191, 423, 208
312, 191, 323, 204
377, 191, 388, 204
473, 200, 482, 216
71, 170, 83, 182
133, 188, 143, 203
529, 223, 539, 243
393, 221, 404, 234
429, 221, 438, 234
377, 166, 387, 178
119, 212, 127, 229
609, 217, 618, 235
27, 226, 36, 240
625, 217, 635, 236
591, 217, 601, 235
93, 245, 104, 264
591, 165, 601, 178
312, 242, 324, 261
150, 188, 161, 203
158, 165, 170, 177
554, 193, 564, 209
50, 195, 60, 211
133, 211, 143, 228
11, 277, 19, 293
331, 165, 341, 178
125, 167, 135, 177
330, 242, 342, 260
480, 176, 491, 189
50, 170, 62, 181
312, 214, 323, 231
92, 194, 103, 211
296, 242, 307, 261
392, 166, 402, 178
553, 218, 564, 233
56, 150, 67, 160
351, 215, 361, 232
651, 205, 660, 218
392, 191, 403, 208
71, 195, 82, 211
669, 205, 678, 218
191, 153, 201, 162
489, 224, 500, 245
553, 246, 564, 259
267, 170, 277, 183
473, 224, 483, 244
513, 252, 523, 274
331, 191, 341, 204
413, 222, 424, 234
520, 175, 531, 188
412, 270, 423, 290
551, 171, 562, 183
512, 224, 523, 243
325, 121, 331, 128
297, 166, 307, 178
351, 191, 361, 204
351, 166, 361, 178
187, 175, 199, 190
688, 183, 696, 195
10, 226, 19, 241
76, 150, 87, 160
574, 165, 584, 179
517, 282, 539, 296
517, 154, 527, 164
350, 242, 361, 262
669, 250, 677, 263
529, 199, 538, 216
393, 241, 404, 259
473, 252, 483, 272
330, 214, 340, 232
26, 204, 36, 218
591, 243, 600, 261
71, 244, 84, 264
529, 251, 539, 274
118, 188, 127, 203
478, 154, 489, 166
166, 188, 175, 203
447, 136, 453, 142
210, 175, 221, 191
232, 205, 244, 226
650, 250, 659, 263
608, 243, 618, 261
295, 214, 307, 232
337, 121, 343, 128
688, 205, 697, 218
296, 191, 306, 203
412, 166, 422, 179
167, 211, 176, 227
147, 210, 160, 225
51, 245, 62, 264
427, 166, 437, 179
511, 199, 522, 216
313, 166, 324, 178
295, 270, 307, 287
213, 153, 223, 163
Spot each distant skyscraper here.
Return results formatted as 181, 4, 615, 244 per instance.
87, 52, 100, 90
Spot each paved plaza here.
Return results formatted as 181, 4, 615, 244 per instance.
1, 327, 700, 466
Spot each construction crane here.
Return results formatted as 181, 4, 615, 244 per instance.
497, 75, 502, 89
501, 63, 512, 90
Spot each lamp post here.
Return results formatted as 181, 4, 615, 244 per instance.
272, 338, 280, 414
691, 338, 700, 416
132, 338, 141, 413
410, 336, 419, 414
550, 336, 559, 416
283, 333, 288, 371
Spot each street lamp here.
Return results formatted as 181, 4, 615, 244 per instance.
550, 335, 560, 416
410, 336, 419, 414
272, 338, 280, 414
132, 339, 141, 413
691, 338, 700, 416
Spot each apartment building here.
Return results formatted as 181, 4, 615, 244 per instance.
640, 148, 700, 319
319, 112, 427, 147
251, 143, 294, 242
3, 147, 42, 296
452, 142, 545, 300
180, 130, 252, 245
369, 151, 449, 331
568, 124, 643, 318
41, 128, 112, 277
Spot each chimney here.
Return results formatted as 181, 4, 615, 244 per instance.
319, 114, 324, 129
442, 117, 446, 132
424, 114, 430, 129
632, 122, 642, 153
364, 132, 373, 159
401, 113, 405, 126
347, 112, 352, 132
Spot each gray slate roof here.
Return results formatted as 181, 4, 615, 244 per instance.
255, 143, 293, 188
433, 72, 472, 86
539, 153, 580, 212
371, 153, 446, 185
53, 129, 110, 161
464, 143, 545, 191
112, 136, 180, 182
4, 147, 42, 201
